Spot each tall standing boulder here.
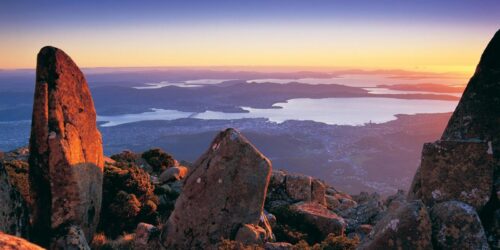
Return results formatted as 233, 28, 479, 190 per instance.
29, 46, 104, 246
440, 28, 500, 249
408, 29, 500, 248
163, 128, 272, 249
441, 30, 500, 151
409, 31, 500, 206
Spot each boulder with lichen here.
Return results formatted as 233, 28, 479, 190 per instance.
163, 128, 272, 249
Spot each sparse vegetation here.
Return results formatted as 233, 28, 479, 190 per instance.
272, 205, 322, 244
141, 148, 175, 173
291, 234, 359, 250
99, 162, 159, 238
216, 239, 263, 250
2, 159, 30, 204
110, 151, 140, 164
91, 232, 134, 250
312, 234, 359, 250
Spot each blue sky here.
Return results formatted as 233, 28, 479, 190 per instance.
0, 0, 499, 70
2, 1, 499, 26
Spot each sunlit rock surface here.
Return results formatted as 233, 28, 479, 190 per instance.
29, 46, 104, 246
163, 128, 272, 249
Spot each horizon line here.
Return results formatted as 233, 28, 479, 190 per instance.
0, 65, 472, 76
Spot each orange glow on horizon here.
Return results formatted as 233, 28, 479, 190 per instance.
0, 22, 495, 79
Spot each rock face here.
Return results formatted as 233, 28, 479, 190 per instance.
409, 141, 494, 210
407, 30, 500, 249
29, 46, 104, 245
441, 30, 500, 152
311, 179, 327, 206
339, 192, 384, 233
0, 162, 29, 237
0, 232, 44, 250
266, 170, 335, 212
289, 202, 346, 238
264, 169, 367, 244
359, 200, 433, 250
159, 166, 188, 183
385, 190, 407, 213
285, 173, 312, 201
430, 201, 489, 250
163, 128, 272, 249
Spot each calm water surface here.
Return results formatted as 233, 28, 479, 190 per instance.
98, 97, 458, 127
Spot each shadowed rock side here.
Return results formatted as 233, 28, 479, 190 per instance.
28, 46, 104, 246
441, 29, 500, 146
439, 29, 500, 249
358, 29, 500, 250
408, 141, 494, 211
162, 128, 272, 249
406, 29, 500, 249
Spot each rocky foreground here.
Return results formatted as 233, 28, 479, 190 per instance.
0, 30, 499, 249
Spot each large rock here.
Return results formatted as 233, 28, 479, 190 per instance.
441, 30, 500, 154
289, 202, 346, 238
408, 29, 500, 249
270, 170, 286, 187
163, 128, 272, 249
0, 232, 44, 250
359, 200, 433, 250
159, 166, 188, 183
285, 173, 312, 202
0, 162, 29, 237
409, 141, 494, 210
385, 190, 408, 213
430, 201, 489, 250
29, 46, 104, 245
325, 195, 340, 210
265, 171, 295, 212
339, 192, 384, 233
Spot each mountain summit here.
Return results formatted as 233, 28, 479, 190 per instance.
0, 30, 499, 249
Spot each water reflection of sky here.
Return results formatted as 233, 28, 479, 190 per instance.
363, 87, 462, 97
246, 74, 467, 88
98, 97, 458, 127
133, 79, 234, 89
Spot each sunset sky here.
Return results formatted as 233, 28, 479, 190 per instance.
0, 0, 499, 74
